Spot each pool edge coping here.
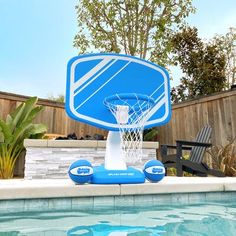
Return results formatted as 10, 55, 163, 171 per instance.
0, 177, 236, 200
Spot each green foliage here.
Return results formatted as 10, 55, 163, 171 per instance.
74, 0, 195, 66
47, 94, 65, 103
212, 27, 236, 89
208, 138, 236, 177
167, 167, 193, 176
0, 97, 47, 179
171, 26, 227, 103
143, 127, 158, 141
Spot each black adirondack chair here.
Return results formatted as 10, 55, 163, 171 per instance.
161, 125, 225, 177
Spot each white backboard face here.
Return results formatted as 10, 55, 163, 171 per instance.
66, 53, 171, 131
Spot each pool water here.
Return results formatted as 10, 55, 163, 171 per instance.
0, 201, 236, 236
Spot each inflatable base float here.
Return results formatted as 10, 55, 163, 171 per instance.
68, 160, 165, 184
92, 166, 145, 184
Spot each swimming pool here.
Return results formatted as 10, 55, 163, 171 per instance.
0, 200, 235, 235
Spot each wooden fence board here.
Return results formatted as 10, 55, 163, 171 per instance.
0, 90, 235, 145
0, 91, 107, 138
158, 89, 236, 148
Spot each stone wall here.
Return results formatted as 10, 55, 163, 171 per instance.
24, 140, 159, 179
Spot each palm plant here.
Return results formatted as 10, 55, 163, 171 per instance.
0, 97, 47, 179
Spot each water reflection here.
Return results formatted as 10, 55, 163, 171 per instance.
67, 224, 164, 236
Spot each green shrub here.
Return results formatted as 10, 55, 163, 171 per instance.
143, 127, 158, 141
0, 97, 47, 179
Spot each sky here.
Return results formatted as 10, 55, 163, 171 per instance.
0, 0, 236, 99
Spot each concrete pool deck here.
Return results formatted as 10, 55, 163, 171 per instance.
1, 177, 236, 200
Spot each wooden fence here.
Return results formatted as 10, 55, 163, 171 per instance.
157, 89, 236, 147
0, 89, 235, 145
0, 91, 107, 139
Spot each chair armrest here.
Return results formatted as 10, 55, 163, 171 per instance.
160, 143, 192, 158
161, 144, 177, 149
161, 144, 192, 150
176, 140, 212, 148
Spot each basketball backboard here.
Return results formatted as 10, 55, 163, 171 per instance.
66, 53, 171, 131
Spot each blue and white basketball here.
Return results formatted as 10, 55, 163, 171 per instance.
143, 160, 165, 182
68, 160, 93, 184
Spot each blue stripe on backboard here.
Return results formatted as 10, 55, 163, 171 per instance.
73, 60, 129, 110
155, 91, 165, 104
74, 59, 103, 83
74, 59, 116, 95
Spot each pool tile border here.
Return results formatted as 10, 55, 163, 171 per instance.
1, 192, 236, 214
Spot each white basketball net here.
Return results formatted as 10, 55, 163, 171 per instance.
104, 93, 154, 163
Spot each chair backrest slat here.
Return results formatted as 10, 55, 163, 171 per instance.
190, 126, 212, 163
